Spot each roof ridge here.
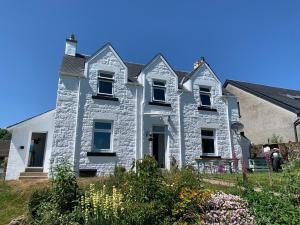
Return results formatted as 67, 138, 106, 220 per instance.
228, 79, 300, 93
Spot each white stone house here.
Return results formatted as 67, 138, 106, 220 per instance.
5, 35, 242, 180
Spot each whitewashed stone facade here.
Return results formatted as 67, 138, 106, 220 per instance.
5, 37, 243, 180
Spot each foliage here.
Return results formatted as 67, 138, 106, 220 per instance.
172, 187, 211, 224
80, 184, 123, 225
269, 133, 283, 144
28, 187, 51, 220
204, 192, 255, 225
282, 159, 300, 204
29, 163, 80, 225
0, 128, 11, 140
243, 188, 300, 225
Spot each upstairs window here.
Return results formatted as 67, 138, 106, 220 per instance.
152, 80, 166, 102
200, 86, 211, 106
201, 129, 215, 155
98, 71, 114, 95
93, 121, 112, 151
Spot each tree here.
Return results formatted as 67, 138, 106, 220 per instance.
0, 129, 11, 140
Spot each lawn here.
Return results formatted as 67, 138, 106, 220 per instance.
202, 171, 288, 191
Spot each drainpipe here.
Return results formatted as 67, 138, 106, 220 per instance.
73, 76, 81, 176
294, 118, 300, 142
178, 90, 185, 168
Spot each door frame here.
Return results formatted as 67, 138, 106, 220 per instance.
152, 125, 167, 168
26, 131, 48, 168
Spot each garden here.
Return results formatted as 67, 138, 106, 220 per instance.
1, 155, 300, 225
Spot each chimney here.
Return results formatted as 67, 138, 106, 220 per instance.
193, 57, 205, 70
65, 34, 77, 56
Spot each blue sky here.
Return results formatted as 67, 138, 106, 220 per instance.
1, 0, 300, 128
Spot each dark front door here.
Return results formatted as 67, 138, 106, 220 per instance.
28, 133, 47, 167
152, 126, 166, 168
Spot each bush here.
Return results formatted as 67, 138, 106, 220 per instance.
29, 163, 80, 225
243, 188, 300, 225
28, 187, 51, 220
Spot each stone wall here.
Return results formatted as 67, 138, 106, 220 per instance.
251, 142, 300, 160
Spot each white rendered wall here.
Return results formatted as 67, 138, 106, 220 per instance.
6, 110, 55, 180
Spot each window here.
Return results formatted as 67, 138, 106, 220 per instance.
93, 121, 112, 151
201, 129, 215, 155
199, 87, 211, 106
98, 72, 114, 95
152, 80, 166, 102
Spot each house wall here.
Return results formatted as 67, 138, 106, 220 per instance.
225, 84, 298, 144
51, 75, 80, 172
181, 65, 233, 165
78, 47, 137, 176
142, 57, 180, 169
6, 110, 55, 180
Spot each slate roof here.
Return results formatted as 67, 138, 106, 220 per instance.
59, 54, 191, 84
224, 80, 300, 115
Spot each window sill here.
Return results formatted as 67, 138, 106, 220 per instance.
198, 106, 217, 112
87, 152, 117, 157
149, 101, 171, 107
92, 94, 119, 101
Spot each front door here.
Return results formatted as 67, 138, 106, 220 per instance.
152, 126, 166, 168
28, 133, 47, 167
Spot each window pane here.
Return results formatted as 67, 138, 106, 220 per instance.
202, 138, 215, 154
95, 122, 111, 130
201, 130, 214, 136
153, 88, 165, 101
99, 80, 113, 94
200, 94, 211, 106
200, 87, 210, 92
153, 126, 165, 133
153, 80, 166, 86
94, 132, 111, 150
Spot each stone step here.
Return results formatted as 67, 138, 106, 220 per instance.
20, 172, 48, 177
25, 167, 43, 172
19, 176, 48, 180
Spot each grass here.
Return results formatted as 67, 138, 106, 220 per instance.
0, 172, 289, 224
0, 180, 49, 224
201, 171, 290, 191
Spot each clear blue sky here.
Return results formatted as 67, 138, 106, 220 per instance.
1, 0, 300, 128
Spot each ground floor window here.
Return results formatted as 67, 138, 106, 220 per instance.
93, 121, 112, 151
201, 129, 215, 155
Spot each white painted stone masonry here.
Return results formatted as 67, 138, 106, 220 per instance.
6, 42, 243, 180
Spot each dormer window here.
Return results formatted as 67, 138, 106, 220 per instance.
152, 80, 166, 102
200, 86, 211, 106
98, 71, 114, 96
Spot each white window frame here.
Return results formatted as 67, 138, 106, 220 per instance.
199, 86, 212, 107
92, 121, 113, 152
201, 129, 216, 156
152, 80, 166, 103
97, 71, 114, 96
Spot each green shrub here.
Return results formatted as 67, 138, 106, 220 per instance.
29, 163, 80, 225
51, 163, 80, 214
243, 188, 300, 225
28, 187, 51, 220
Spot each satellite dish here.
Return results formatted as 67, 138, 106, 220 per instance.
231, 122, 244, 133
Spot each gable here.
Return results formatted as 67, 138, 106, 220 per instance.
85, 43, 128, 82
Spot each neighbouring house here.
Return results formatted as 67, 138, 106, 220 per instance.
5, 35, 243, 180
224, 80, 300, 145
